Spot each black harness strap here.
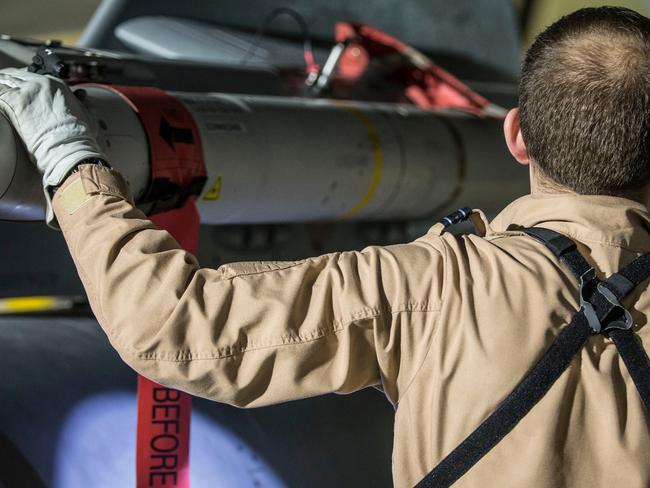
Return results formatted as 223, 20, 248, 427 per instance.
610, 330, 650, 411
415, 228, 650, 488
596, 253, 650, 413
414, 312, 593, 488
524, 227, 592, 278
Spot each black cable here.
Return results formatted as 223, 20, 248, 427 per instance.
241, 7, 315, 71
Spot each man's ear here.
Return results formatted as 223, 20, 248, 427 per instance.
503, 108, 529, 165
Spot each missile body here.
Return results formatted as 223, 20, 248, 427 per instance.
0, 114, 43, 221
0, 87, 524, 224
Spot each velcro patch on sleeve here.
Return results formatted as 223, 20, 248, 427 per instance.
58, 178, 91, 215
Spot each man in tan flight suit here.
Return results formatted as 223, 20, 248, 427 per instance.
0, 5, 649, 488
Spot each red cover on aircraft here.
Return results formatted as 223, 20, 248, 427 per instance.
334, 22, 494, 115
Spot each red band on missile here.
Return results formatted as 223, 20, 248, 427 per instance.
93, 84, 207, 213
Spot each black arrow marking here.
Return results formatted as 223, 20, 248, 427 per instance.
160, 116, 194, 150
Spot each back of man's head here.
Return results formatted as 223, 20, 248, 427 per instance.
520, 6, 650, 198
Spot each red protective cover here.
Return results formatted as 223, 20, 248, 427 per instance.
136, 374, 192, 488
133, 202, 200, 488
99, 85, 206, 194
334, 22, 495, 116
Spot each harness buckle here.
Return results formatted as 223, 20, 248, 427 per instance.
579, 268, 602, 333
596, 283, 634, 332
579, 268, 634, 334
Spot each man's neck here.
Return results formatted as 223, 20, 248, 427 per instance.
529, 165, 574, 197
528, 164, 650, 205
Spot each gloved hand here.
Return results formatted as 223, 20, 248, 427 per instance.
0, 67, 106, 225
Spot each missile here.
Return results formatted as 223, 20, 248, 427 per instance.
0, 86, 525, 224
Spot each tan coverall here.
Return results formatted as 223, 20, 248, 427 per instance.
53, 165, 650, 487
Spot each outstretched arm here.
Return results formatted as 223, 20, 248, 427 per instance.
53, 165, 445, 407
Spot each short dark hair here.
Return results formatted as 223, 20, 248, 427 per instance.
519, 6, 650, 196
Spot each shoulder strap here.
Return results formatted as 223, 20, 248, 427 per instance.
609, 329, 650, 410
523, 227, 592, 278
415, 228, 650, 488
603, 254, 650, 411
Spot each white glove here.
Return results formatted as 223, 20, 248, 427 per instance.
0, 67, 106, 225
